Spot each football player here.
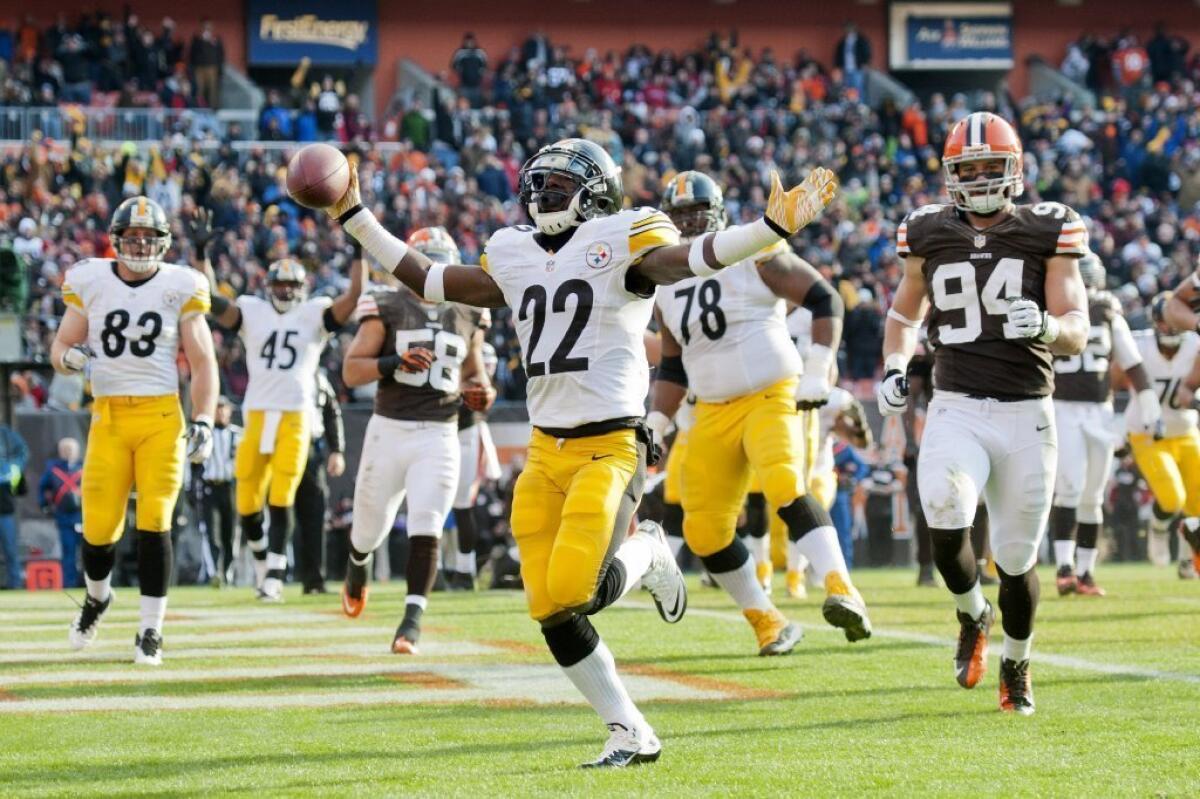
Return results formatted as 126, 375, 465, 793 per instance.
1050, 251, 1160, 595
329, 138, 836, 766
447, 339, 501, 592
648, 170, 869, 655
1120, 293, 1200, 577
204, 248, 364, 601
340, 226, 493, 654
54, 196, 218, 665
878, 112, 1090, 715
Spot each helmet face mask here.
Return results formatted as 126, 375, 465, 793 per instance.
518, 139, 623, 235
110, 197, 171, 274
661, 171, 725, 240
266, 259, 308, 313
942, 113, 1024, 216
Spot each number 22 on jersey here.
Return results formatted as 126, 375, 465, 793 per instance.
518, 279, 593, 376
931, 257, 1025, 344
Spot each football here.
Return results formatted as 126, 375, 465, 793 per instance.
286, 143, 350, 210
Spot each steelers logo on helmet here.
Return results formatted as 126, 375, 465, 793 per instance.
1150, 291, 1183, 349
660, 170, 725, 239
942, 112, 1024, 216
110, 196, 171, 274
518, 138, 623, 235
407, 226, 461, 265
266, 258, 308, 313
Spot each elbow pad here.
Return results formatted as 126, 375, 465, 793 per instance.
656, 355, 688, 387
801, 280, 842, 320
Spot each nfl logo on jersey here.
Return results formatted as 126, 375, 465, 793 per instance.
586, 241, 612, 269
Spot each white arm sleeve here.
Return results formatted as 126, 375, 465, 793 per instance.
1110, 314, 1142, 370
343, 209, 409, 271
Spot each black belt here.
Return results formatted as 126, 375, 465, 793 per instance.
535, 416, 641, 440
964, 394, 1041, 403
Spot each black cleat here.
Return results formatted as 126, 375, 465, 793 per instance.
392, 620, 421, 655
488, 553, 523, 590
133, 629, 163, 666
69, 591, 114, 650
579, 723, 661, 768
954, 601, 995, 689
430, 570, 449, 593
446, 571, 476, 592
999, 657, 1035, 715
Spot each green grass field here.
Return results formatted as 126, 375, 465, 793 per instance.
1, 564, 1198, 797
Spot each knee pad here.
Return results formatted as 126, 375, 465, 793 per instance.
541, 614, 599, 668
919, 467, 980, 529
759, 463, 805, 510
699, 537, 751, 575
1052, 472, 1083, 509
683, 511, 738, 558
776, 494, 834, 542
993, 539, 1040, 577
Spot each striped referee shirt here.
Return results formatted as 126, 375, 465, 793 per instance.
203, 424, 241, 483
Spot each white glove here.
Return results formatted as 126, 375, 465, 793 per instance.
796, 343, 834, 410
1006, 298, 1059, 343
186, 419, 214, 464
877, 369, 909, 417
60, 344, 93, 374
1134, 388, 1163, 436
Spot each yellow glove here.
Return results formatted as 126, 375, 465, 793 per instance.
325, 166, 363, 221
764, 167, 838, 236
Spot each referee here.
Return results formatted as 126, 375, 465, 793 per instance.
201, 397, 241, 586
294, 371, 346, 594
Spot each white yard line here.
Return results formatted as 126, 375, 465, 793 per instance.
0, 640, 498, 666
663, 604, 1200, 684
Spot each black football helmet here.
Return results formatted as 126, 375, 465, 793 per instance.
660, 171, 725, 238
1150, 291, 1182, 348
110, 196, 171, 274
1077, 249, 1105, 291
266, 258, 308, 313
517, 138, 623, 234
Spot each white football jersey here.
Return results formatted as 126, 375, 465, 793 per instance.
61, 258, 209, 397
482, 208, 679, 429
239, 295, 333, 411
1125, 330, 1200, 438
655, 243, 800, 403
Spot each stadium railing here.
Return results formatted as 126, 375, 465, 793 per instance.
0, 106, 259, 145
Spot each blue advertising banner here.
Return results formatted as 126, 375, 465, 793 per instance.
247, 0, 378, 66
889, 2, 1013, 70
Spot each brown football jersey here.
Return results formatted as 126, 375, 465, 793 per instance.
897, 202, 1087, 400
1053, 290, 1120, 403
357, 287, 483, 423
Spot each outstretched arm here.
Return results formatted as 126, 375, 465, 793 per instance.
328, 248, 367, 326
630, 168, 839, 288
187, 207, 241, 329
1166, 269, 1200, 334
324, 169, 507, 309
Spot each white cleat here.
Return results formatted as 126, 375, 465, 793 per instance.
257, 577, 284, 603
580, 722, 662, 768
634, 520, 687, 624
133, 629, 163, 666
69, 591, 114, 650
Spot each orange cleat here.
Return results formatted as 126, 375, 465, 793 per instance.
391, 634, 419, 655
1075, 573, 1105, 597
954, 602, 995, 689
341, 583, 368, 618
998, 658, 1035, 715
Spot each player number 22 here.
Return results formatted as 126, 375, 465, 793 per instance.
931, 258, 1025, 344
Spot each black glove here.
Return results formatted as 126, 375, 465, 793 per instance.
187, 207, 220, 259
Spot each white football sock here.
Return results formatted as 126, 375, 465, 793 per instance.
752, 535, 770, 567
1002, 634, 1032, 663
266, 552, 288, 572
1053, 540, 1076, 569
139, 595, 167, 633
794, 526, 847, 582
711, 557, 773, 611
611, 534, 655, 602
85, 574, 112, 603
252, 558, 268, 588
953, 580, 988, 620
666, 534, 685, 559
1179, 532, 1195, 562
455, 551, 476, 575
562, 640, 645, 732
786, 542, 810, 575
1075, 547, 1098, 576
405, 594, 428, 610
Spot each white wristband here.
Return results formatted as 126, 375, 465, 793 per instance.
193, 414, 214, 427
688, 236, 719, 277
424, 264, 447, 302
646, 410, 672, 442
803, 343, 834, 378
884, 353, 909, 374
887, 307, 922, 329
709, 218, 781, 268
343, 208, 409, 270
1037, 313, 1061, 344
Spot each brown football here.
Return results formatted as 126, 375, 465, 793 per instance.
286, 143, 350, 209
